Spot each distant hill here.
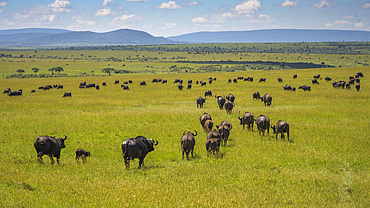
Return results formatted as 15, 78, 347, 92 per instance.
168, 29, 370, 43
0, 28, 176, 47
0, 28, 71, 35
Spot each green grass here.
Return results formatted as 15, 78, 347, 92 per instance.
0, 66, 369, 207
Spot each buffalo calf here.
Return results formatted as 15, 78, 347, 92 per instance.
75, 149, 91, 163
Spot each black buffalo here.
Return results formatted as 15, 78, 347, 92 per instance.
224, 101, 235, 114
63, 92, 71, 97
355, 72, 363, 77
75, 149, 91, 163
312, 79, 319, 85
7, 90, 22, 96
34, 135, 67, 165
196, 96, 206, 108
206, 130, 221, 156
255, 115, 270, 136
102, 82, 107, 86
181, 130, 197, 160
204, 90, 212, 97
200, 81, 206, 86
199, 112, 212, 127
217, 124, 231, 146
283, 85, 292, 90
277, 77, 283, 83
178, 84, 184, 90
313, 74, 320, 79
259, 78, 266, 82
121, 136, 158, 169
215, 95, 226, 109
355, 83, 360, 91
260, 94, 272, 106
271, 120, 290, 141
293, 74, 297, 79
57, 84, 63, 89
239, 112, 255, 130
253, 92, 260, 100
162, 79, 167, 84
3, 88, 11, 94
298, 85, 311, 91
325, 77, 332, 81
140, 81, 147, 86
123, 85, 130, 90
86, 83, 95, 88
114, 80, 119, 84
174, 79, 183, 84
226, 93, 235, 103
203, 120, 214, 133
187, 84, 192, 89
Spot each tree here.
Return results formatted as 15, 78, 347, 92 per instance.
16, 69, 25, 74
32, 67, 39, 75
55, 67, 64, 74
48, 67, 56, 75
101, 68, 115, 76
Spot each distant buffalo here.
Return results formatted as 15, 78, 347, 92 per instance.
162, 79, 167, 84
75, 149, 91, 163
325, 77, 332, 81
102, 82, 107, 86
121, 136, 158, 169
204, 90, 212, 97
34, 135, 67, 165
7, 90, 22, 96
3, 88, 11, 94
114, 80, 119, 84
203, 120, 214, 133
277, 77, 283, 83
258, 78, 266, 83
313, 74, 320, 79
63, 92, 71, 97
355, 83, 360, 91
181, 130, 197, 160
217, 124, 231, 146
122, 85, 130, 90
215, 95, 226, 109
199, 112, 212, 127
239, 112, 255, 130
260, 94, 272, 106
178, 84, 184, 90
206, 130, 221, 156
57, 84, 63, 89
293, 74, 297, 79
312, 79, 319, 85
187, 84, 192, 89
255, 115, 270, 136
224, 101, 235, 114
253, 92, 260, 100
140, 81, 147, 86
355, 72, 363, 77
196, 96, 206, 108
271, 120, 290, 141
283, 85, 292, 91
298, 85, 311, 91
226, 93, 235, 103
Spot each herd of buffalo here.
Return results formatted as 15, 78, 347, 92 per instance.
3, 71, 364, 168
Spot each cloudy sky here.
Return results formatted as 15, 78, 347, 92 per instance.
0, 0, 369, 37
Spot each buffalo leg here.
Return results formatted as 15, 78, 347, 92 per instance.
37, 152, 44, 164
191, 149, 193, 158
182, 151, 185, 160
49, 155, 55, 165
124, 159, 130, 169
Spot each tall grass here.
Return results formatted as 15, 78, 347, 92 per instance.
0, 66, 369, 207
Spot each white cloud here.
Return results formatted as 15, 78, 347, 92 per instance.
325, 20, 351, 28
0, 1, 7, 7
157, 1, 182, 9
41, 15, 55, 23
313, 1, 332, 9
361, 3, 370, 8
281, 1, 298, 7
185, 1, 198, 5
235, 0, 261, 14
211, 12, 235, 23
111, 14, 140, 25
340, 16, 354, 19
354, 22, 364, 28
95, 8, 116, 16
0, 19, 16, 26
102, 0, 114, 6
163, 22, 177, 29
248, 14, 276, 23
192, 17, 208, 23
48, 0, 72, 13
126, 0, 149, 1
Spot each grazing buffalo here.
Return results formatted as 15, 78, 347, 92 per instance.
260, 94, 272, 106
96, 85, 100, 90
86, 83, 95, 88
215, 95, 226, 109
217, 124, 231, 146
31, 89, 36, 93
355, 83, 360, 91
123, 85, 130, 90
313, 74, 320, 79
181, 130, 197, 160
34, 135, 67, 165
217, 121, 232, 131
199, 112, 212, 127
44, 85, 53, 90
283, 85, 292, 91
114, 80, 119, 84
174, 79, 183, 84
3, 88, 11, 94
325, 77, 332, 81
162, 79, 167, 84
226, 93, 235, 103
224, 101, 235, 114
206, 130, 221, 156
239, 112, 255, 130
291, 87, 296, 91
293, 74, 297, 79
140, 81, 147, 86
244, 77, 253, 82
259, 78, 266, 83
200, 81, 206, 86
121, 136, 158, 169
237, 76, 244, 80
102, 82, 107, 86
63, 92, 72, 97
277, 77, 283, 83
208, 79, 213, 84
53, 84, 58, 88
253, 92, 260, 100
129, 80, 133, 84
39, 86, 44, 90
203, 120, 214, 133
196, 96, 206, 108
187, 84, 192, 89
312, 79, 319, 85
57, 84, 63, 89
255, 115, 270, 136
345, 82, 351, 89
7, 90, 22, 96
204, 90, 212, 97
355, 72, 364, 77
271, 120, 290, 141
188, 79, 192, 84
298, 85, 311, 91
75, 149, 91, 163
355, 78, 360, 83
228, 79, 232, 83
178, 84, 184, 90
152, 78, 158, 83
233, 78, 237, 83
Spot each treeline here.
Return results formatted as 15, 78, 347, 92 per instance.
63, 42, 370, 55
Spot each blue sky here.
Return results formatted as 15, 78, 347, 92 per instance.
0, 0, 369, 37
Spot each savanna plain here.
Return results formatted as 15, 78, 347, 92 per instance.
0, 43, 369, 207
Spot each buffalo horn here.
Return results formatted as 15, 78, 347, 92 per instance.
153, 140, 158, 146
193, 130, 197, 136
183, 131, 186, 135
63, 135, 67, 140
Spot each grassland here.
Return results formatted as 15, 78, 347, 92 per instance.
0, 62, 369, 207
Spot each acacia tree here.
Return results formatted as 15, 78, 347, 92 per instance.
32, 67, 39, 75
55, 67, 64, 74
48, 67, 55, 75
16, 69, 25, 74
102, 68, 115, 76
